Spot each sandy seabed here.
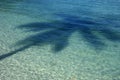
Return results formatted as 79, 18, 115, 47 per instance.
0, 10, 120, 80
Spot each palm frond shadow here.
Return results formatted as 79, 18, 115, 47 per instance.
0, 14, 120, 60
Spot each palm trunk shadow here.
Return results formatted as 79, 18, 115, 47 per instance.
0, 44, 32, 60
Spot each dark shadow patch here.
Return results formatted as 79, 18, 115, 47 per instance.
0, 13, 120, 60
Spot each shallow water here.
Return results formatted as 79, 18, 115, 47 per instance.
0, 0, 120, 80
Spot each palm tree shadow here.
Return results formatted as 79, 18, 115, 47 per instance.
0, 14, 120, 60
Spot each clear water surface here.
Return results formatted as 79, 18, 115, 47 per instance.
0, 0, 120, 80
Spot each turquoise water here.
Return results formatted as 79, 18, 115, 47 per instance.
0, 0, 120, 80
